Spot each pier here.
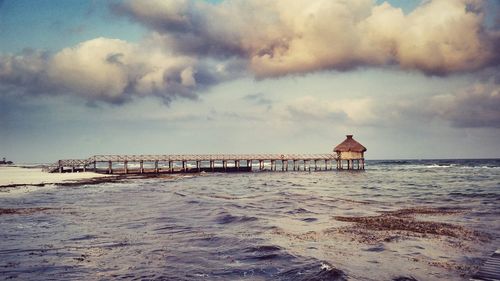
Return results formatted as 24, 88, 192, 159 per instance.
45, 135, 367, 174
45, 153, 343, 174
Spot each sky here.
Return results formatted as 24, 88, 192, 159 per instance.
0, 0, 499, 163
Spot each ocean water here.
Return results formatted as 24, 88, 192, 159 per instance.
0, 159, 499, 281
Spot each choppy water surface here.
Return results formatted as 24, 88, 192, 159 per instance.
0, 159, 499, 280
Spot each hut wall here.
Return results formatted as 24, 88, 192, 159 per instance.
339, 151, 363, 160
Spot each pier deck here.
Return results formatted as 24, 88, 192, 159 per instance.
45, 153, 352, 174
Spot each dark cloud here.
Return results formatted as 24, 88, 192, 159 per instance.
66, 25, 86, 35
0, 38, 235, 105
106, 52, 125, 65
243, 93, 273, 106
110, 1, 247, 58
0, 49, 53, 95
430, 82, 500, 128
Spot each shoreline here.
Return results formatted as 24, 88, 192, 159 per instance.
0, 166, 111, 188
0, 166, 195, 189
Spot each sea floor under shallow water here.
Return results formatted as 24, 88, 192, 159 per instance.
0, 159, 499, 280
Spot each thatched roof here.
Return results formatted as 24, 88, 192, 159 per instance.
334, 135, 366, 152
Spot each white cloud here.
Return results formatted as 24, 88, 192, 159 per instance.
48, 38, 134, 100
0, 37, 227, 103
116, 0, 499, 77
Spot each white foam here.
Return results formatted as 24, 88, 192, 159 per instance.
320, 262, 332, 270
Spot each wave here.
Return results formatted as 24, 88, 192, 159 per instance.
369, 159, 500, 169
276, 261, 347, 281
215, 213, 258, 224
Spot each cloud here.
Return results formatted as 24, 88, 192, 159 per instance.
1, 0, 497, 106
429, 81, 500, 128
243, 92, 273, 106
65, 25, 86, 35
114, 0, 499, 77
351, 71, 500, 129
0, 37, 235, 104
280, 74, 500, 129
284, 96, 379, 125
0, 49, 55, 96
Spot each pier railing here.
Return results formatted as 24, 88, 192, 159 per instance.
91, 153, 337, 162
44, 153, 347, 173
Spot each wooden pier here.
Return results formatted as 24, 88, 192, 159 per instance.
45, 153, 348, 174
44, 136, 368, 174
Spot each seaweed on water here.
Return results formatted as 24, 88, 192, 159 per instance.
0, 207, 54, 215
393, 277, 418, 281
333, 215, 467, 238
332, 207, 488, 241
380, 207, 463, 217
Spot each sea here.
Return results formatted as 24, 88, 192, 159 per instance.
0, 159, 499, 281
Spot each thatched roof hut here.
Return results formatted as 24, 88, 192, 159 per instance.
334, 135, 366, 170
334, 135, 366, 153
